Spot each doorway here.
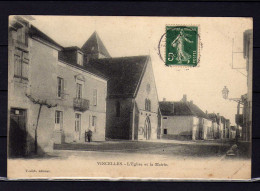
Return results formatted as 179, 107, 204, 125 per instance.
144, 117, 151, 140
9, 108, 27, 157
74, 113, 81, 141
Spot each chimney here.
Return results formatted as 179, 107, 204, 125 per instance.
190, 100, 193, 104
205, 110, 208, 114
182, 94, 187, 102
163, 98, 166, 102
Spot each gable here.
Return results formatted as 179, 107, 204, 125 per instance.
135, 57, 159, 113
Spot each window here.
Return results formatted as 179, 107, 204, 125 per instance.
93, 89, 97, 106
75, 113, 81, 132
77, 52, 83, 66
76, 83, 82, 99
57, 77, 64, 98
145, 99, 151, 111
164, 129, 167, 135
92, 116, 97, 132
17, 27, 26, 44
116, 101, 120, 117
14, 49, 29, 80
163, 117, 168, 119
55, 111, 63, 130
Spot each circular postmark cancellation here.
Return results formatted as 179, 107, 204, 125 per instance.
158, 25, 202, 68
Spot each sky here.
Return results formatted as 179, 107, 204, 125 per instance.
29, 16, 252, 125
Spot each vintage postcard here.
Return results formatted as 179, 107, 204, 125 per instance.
7, 16, 252, 180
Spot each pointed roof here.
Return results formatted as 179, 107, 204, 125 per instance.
159, 101, 209, 119
81, 31, 111, 58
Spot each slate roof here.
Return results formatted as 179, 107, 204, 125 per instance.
63, 46, 83, 52
87, 56, 149, 98
29, 25, 63, 49
58, 53, 108, 80
81, 32, 111, 58
159, 101, 209, 119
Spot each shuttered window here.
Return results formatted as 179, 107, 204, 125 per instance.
75, 113, 81, 132
57, 77, 64, 98
14, 49, 29, 80
76, 83, 82, 99
93, 89, 97, 106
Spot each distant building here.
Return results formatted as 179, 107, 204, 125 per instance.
229, 126, 236, 139
159, 95, 211, 140
207, 113, 220, 139
8, 16, 108, 156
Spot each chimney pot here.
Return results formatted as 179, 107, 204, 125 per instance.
163, 98, 166, 102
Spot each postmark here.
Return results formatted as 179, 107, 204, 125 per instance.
158, 25, 201, 67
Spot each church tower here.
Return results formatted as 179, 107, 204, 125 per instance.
81, 31, 111, 61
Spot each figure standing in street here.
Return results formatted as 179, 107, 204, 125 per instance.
86, 129, 92, 142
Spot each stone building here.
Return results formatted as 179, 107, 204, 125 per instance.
8, 16, 107, 156
159, 96, 211, 140
208, 113, 221, 139
84, 33, 161, 140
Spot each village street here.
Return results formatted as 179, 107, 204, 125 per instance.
51, 139, 248, 159
8, 139, 250, 180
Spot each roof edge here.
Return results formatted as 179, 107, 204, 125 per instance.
133, 55, 150, 98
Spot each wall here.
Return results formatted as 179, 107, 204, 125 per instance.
161, 116, 198, 140
8, 23, 35, 155
202, 119, 213, 140
135, 58, 159, 140
106, 98, 132, 139
8, 33, 60, 155
55, 60, 107, 143
8, 23, 107, 156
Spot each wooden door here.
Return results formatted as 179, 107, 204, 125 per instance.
9, 108, 27, 156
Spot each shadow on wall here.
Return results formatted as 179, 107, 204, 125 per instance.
8, 118, 46, 158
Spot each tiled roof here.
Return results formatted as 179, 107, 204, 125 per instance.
58, 55, 108, 80
87, 56, 149, 98
159, 101, 209, 119
81, 32, 111, 58
29, 25, 62, 49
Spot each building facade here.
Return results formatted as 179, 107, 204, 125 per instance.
79, 31, 160, 140
87, 55, 160, 140
159, 96, 211, 141
8, 16, 107, 156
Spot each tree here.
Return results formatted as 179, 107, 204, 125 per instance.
25, 94, 57, 154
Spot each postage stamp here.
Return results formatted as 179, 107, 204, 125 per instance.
165, 26, 198, 67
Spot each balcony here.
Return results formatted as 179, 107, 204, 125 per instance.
73, 98, 89, 112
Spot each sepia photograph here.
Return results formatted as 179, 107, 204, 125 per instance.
7, 15, 252, 180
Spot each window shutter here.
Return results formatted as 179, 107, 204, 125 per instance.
93, 89, 97, 106
62, 78, 66, 99
89, 115, 91, 129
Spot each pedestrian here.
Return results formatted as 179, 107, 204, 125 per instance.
87, 129, 92, 142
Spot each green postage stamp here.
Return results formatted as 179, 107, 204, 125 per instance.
166, 26, 198, 67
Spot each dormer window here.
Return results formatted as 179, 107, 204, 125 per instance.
77, 52, 83, 66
